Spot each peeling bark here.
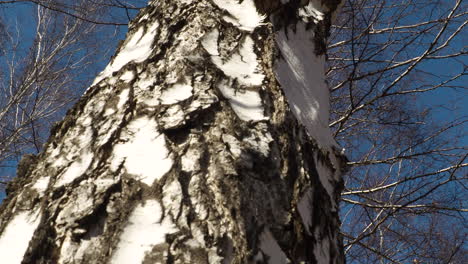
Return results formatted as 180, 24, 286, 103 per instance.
0, 1, 346, 263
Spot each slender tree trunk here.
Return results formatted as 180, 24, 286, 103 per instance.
0, 1, 346, 263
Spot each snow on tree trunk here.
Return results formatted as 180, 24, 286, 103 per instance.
0, 0, 346, 263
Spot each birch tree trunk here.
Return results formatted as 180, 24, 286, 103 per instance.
0, 0, 346, 263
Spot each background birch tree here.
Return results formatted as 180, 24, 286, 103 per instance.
0, 0, 347, 263
328, 0, 467, 262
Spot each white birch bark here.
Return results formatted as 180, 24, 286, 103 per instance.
0, 1, 346, 263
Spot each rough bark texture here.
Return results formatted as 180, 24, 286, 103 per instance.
0, 0, 346, 263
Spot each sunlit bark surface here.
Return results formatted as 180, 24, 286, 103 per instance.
0, 1, 346, 263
